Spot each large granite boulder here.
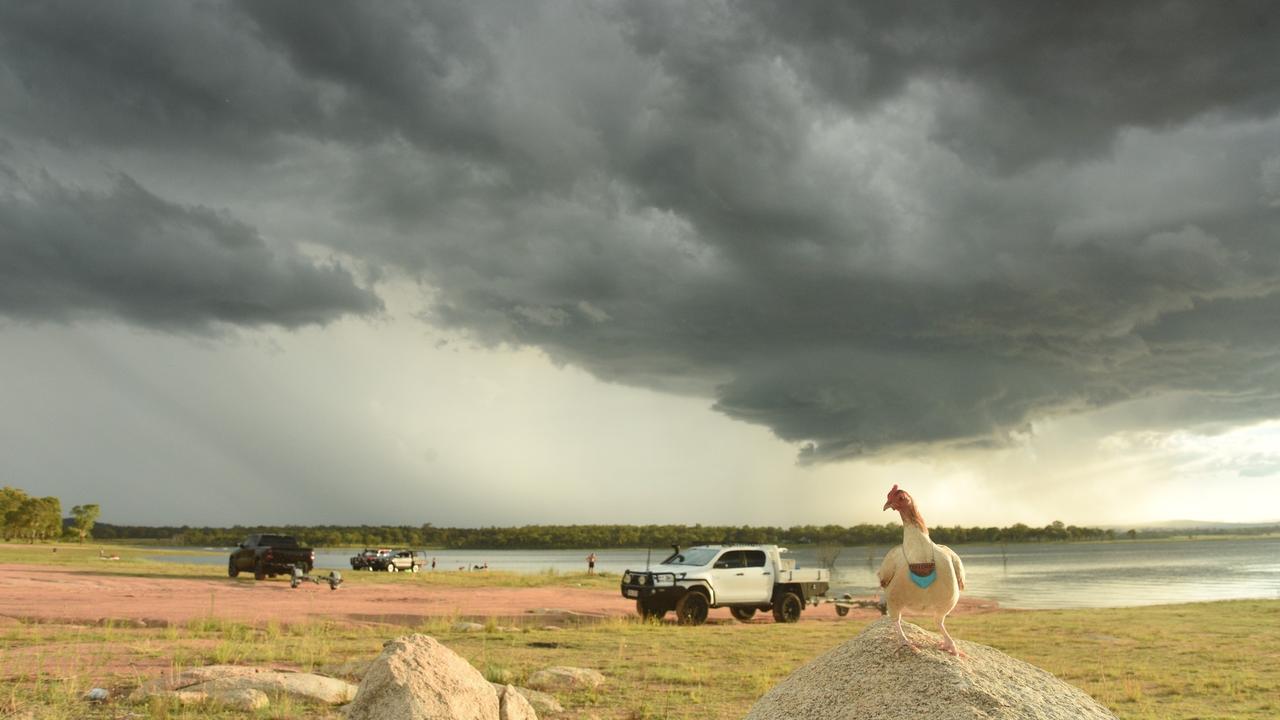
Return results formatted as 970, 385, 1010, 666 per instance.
345, 634, 503, 720
745, 619, 1118, 720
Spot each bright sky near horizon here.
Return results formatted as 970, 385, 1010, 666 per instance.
3, 2, 1280, 527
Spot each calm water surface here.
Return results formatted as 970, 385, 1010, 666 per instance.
153, 537, 1280, 610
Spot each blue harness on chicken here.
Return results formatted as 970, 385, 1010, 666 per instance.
903, 548, 938, 589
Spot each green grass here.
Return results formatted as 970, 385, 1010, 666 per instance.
2, 600, 1277, 719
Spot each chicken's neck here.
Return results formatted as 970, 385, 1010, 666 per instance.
899, 509, 934, 563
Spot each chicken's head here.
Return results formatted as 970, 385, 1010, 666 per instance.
883, 484, 913, 512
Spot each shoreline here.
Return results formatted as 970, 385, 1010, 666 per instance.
0, 562, 1005, 629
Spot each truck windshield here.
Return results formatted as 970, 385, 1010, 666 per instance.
661, 548, 718, 566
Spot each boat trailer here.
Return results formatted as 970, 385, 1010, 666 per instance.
825, 592, 887, 617
290, 566, 343, 590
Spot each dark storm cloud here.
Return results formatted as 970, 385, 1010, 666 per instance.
0, 1, 330, 154
0, 170, 381, 329
3, 0, 1279, 458
737, 1, 1280, 169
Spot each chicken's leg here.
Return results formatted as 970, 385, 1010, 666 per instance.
893, 614, 918, 652
936, 615, 965, 657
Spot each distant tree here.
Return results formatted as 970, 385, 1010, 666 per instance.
36, 497, 62, 540
1126, 529, 1137, 540
1, 486, 28, 540
71, 504, 101, 543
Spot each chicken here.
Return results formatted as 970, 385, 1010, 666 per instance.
877, 484, 967, 656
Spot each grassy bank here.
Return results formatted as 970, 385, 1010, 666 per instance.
2, 597, 1276, 719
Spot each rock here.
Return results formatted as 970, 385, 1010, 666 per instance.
490, 683, 564, 715
526, 667, 605, 692
170, 689, 211, 705
498, 683, 539, 720
207, 687, 270, 711
195, 672, 357, 704
539, 625, 563, 632
498, 626, 523, 633
129, 665, 356, 706
453, 621, 488, 632
130, 665, 264, 698
84, 688, 109, 702
346, 634, 499, 720
745, 619, 1119, 720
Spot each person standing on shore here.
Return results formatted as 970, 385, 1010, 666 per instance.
586, 552, 597, 575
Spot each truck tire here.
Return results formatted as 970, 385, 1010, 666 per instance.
636, 599, 667, 622
254, 559, 267, 581
675, 591, 709, 626
729, 606, 756, 622
228, 558, 239, 578
387, 564, 397, 572
772, 592, 802, 623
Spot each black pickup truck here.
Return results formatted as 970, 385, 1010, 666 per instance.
229, 534, 315, 580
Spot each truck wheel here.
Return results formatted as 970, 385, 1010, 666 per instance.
636, 599, 667, 622
412, 565, 420, 573
254, 560, 266, 581
675, 591, 709, 626
730, 607, 756, 622
387, 564, 397, 572
772, 592, 802, 623
228, 558, 239, 578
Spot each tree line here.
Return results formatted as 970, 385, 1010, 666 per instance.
1, 486, 99, 542
89, 519, 1120, 549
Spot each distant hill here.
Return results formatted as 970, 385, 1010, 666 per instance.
1116, 519, 1280, 531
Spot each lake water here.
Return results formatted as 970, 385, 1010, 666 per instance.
153, 537, 1280, 610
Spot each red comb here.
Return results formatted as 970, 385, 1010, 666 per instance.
889, 484, 899, 494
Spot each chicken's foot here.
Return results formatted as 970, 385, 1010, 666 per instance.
937, 617, 966, 657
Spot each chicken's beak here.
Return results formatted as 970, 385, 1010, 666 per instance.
882, 500, 893, 511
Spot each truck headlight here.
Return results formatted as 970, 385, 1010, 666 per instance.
623, 573, 632, 584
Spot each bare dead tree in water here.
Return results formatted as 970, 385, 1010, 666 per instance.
816, 542, 842, 571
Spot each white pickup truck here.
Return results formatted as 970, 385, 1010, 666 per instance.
620, 544, 830, 625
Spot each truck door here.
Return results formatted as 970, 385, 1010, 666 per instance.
709, 550, 749, 604
235, 536, 257, 570
741, 550, 773, 603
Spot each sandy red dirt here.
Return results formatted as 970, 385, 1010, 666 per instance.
0, 564, 998, 629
